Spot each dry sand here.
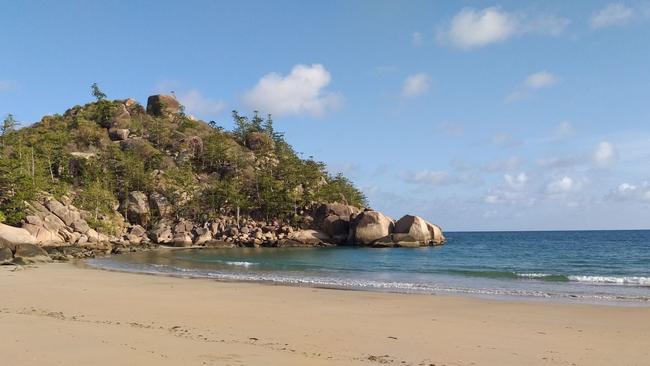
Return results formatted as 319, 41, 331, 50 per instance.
1, 263, 649, 366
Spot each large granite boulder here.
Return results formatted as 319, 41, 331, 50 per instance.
394, 215, 431, 243
101, 103, 131, 129
146, 95, 181, 117
426, 222, 445, 245
108, 128, 130, 141
312, 203, 360, 243
193, 227, 212, 245
0, 223, 37, 250
172, 232, 193, 247
321, 216, 350, 242
45, 199, 80, 226
287, 229, 331, 245
383, 215, 446, 246
13, 244, 51, 264
149, 222, 172, 244
22, 223, 61, 244
0, 246, 14, 265
313, 203, 356, 227
349, 210, 394, 245
125, 191, 150, 226
149, 192, 172, 218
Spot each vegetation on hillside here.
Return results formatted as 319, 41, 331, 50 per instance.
0, 85, 367, 228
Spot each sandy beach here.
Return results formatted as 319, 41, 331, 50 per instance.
1, 263, 649, 366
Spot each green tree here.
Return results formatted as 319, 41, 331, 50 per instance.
1, 114, 18, 148
91, 82, 107, 101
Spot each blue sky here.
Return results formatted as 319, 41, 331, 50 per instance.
1, 0, 649, 231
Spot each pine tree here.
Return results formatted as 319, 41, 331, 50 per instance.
91, 82, 107, 101
1, 114, 18, 148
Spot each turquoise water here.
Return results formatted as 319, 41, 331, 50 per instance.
88, 230, 650, 304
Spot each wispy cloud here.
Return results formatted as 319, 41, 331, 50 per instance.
437, 7, 569, 49
506, 71, 559, 102
591, 3, 634, 29
401, 73, 430, 98
243, 64, 343, 117
593, 141, 617, 167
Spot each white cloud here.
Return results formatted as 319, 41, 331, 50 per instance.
591, 3, 634, 29
506, 71, 559, 102
525, 71, 558, 89
504, 172, 528, 190
608, 182, 650, 203
483, 172, 534, 206
401, 73, 430, 98
593, 141, 617, 167
175, 90, 226, 118
546, 176, 582, 195
243, 64, 343, 117
437, 7, 569, 49
403, 170, 451, 185
412, 31, 423, 47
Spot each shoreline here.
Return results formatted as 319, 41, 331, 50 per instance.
83, 247, 650, 308
3, 263, 650, 365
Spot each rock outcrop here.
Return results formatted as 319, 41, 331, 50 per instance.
287, 229, 331, 246
125, 191, 150, 226
0, 223, 37, 249
20, 198, 111, 246
348, 210, 395, 245
372, 215, 446, 247
146, 94, 181, 117
0, 246, 13, 264
13, 244, 52, 264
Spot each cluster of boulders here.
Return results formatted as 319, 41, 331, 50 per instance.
148, 217, 308, 248
21, 197, 110, 245
305, 203, 445, 247
0, 224, 51, 265
0, 198, 446, 265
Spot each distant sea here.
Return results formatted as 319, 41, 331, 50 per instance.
88, 230, 650, 305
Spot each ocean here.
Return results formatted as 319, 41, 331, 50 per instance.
87, 230, 650, 305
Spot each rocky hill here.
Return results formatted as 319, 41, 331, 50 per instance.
0, 90, 444, 263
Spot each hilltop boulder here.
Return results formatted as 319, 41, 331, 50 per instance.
146, 95, 181, 117
101, 103, 131, 129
